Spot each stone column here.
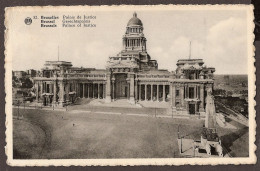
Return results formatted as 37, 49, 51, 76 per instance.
127, 82, 130, 100
93, 83, 95, 98
157, 84, 159, 101
83, 83, 85, 98
172, 84, 176, 107
98, 83, 100, 99
184, 85, 186, 98
78, 83, 80, 97
105, 74, 111, 102
180, 86, 184, 107
139, 84, 141, 101
36, 82, 39, 102
87, 83, 90, 98
53, 82, 56, 103
129, 74, 135, 103
134, 80, 138, 101
103, 83, 106, 99
187, 85, 189, 99
112, 81, 115, 101
59, 81, 64, 105
75, 83, 78, 97
194, 85, 197, 99
163, 84, 165, 102
199, 84, 205, 112
145, 84, 147, 101
40, 81, 43, 96
151, 84, 153, 101
66, 83, 69, 102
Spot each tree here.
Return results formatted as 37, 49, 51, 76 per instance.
21, 77, 33, 88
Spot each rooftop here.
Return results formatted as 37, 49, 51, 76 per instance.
177, 59, 204, 66
127, 12, 143, 26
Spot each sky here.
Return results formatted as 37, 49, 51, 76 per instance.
7, 6, 250, 74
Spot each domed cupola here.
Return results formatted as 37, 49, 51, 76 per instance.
127, 12, 143, 26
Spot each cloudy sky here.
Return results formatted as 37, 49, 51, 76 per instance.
7, 6, 250, 74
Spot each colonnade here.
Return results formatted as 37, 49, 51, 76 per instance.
124, 38, 146, 47
127, 27, 142, 33
78, 83, 105, 99
138, 84, 169, 102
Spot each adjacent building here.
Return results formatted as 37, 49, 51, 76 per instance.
33, 12, 215, 116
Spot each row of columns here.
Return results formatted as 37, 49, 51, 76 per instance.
184, 85, 202, 99
138, 84, 169, 102
127, 27, 142, 33
124, 38, 145, 47
80, 83, 105, 99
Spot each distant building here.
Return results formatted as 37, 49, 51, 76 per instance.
13, 71, 26, 79
26, 69, 37, 77
33, 12, 215, 116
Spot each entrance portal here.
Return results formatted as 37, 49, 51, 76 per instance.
189, 103, 195, 115
115, 74, 128, 99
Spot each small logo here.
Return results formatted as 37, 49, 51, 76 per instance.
24, 17, 32, 25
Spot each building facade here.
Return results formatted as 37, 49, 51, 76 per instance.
34, 12, 215, 115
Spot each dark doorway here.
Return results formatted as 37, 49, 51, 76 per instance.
189, 103, 195, 115
115, 74, 128, 99
43, 97, 47, 106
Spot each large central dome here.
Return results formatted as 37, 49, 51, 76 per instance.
127, 12, 143, 26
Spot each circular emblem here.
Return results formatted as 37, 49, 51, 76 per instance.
24, 17, 32, 25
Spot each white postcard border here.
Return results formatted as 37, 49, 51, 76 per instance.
4, 5, 256, 166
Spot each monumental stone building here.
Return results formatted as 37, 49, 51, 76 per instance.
34, 12, 215, 116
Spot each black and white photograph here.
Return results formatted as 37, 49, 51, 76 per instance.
4, 5, 256, 166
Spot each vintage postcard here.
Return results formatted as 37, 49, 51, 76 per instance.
5, 5, 256, 166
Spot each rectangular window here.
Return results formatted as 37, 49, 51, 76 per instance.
189, 87, 195, 99
46, 84, 50, 93
176, 89, 179, 97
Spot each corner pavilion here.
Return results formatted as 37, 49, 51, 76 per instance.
34, 12, 215, 116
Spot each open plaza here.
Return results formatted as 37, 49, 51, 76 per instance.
13, 99, 248, 159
